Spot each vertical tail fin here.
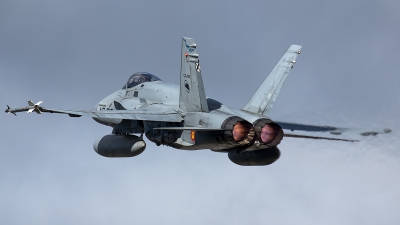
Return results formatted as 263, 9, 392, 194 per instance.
243, 45, 302, 115
179, 37, 209, 112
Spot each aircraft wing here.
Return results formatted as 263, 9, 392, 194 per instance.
92, 107, 183, 122
5, 102, 183, 122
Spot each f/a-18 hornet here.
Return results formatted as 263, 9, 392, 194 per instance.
5, 37, 391, 166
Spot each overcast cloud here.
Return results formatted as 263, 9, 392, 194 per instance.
1, 1, 400, 224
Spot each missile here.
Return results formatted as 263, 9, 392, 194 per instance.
4, 100, 43, 115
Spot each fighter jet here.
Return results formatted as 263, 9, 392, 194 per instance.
5, 37, 391, 166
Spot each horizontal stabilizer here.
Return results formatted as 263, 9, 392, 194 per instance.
284, 133, 359, 142
277, 121, 341, 132
277, 121, 392, 137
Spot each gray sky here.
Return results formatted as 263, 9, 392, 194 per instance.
1, 1, 400, 224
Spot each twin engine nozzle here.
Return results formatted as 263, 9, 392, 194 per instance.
221, 117, 255, 146
253, 119, 284, 147
222, 117, 283, 147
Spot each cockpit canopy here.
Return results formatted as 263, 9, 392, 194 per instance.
122, 72, 162, 89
